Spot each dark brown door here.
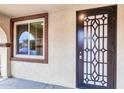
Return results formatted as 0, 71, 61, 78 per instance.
76, 5, 117, 89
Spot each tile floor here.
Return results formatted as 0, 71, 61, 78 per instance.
0, 77, 69, 89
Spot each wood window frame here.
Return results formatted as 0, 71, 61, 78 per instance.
10, 13, 48, 64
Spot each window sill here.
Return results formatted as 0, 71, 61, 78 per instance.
11, 57, 48, 64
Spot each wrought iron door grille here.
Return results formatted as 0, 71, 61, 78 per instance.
83, 14, 108, 87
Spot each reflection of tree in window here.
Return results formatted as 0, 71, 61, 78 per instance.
18, 32, 35, 54
16, 24, 28, 55
16, 22, 43, 56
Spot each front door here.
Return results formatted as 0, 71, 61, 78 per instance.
76, 5, 117, 89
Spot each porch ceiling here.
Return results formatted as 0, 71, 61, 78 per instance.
0, 4, 76, 18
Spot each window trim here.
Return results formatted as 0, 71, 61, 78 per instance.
14, 18, 45, 59
10, 13, 48, 63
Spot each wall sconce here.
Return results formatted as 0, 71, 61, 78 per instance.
79, 14, 85, 21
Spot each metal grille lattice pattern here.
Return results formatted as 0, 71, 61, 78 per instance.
83, 14, 108, 87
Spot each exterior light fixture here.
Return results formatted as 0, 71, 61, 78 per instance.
79, 14, 85, 21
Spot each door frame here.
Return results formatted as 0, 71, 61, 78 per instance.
76, 5, 117, 89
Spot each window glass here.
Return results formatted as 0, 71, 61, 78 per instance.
30, 22, 43, 55
16, 24, 28, 55
16, 21, 44, 56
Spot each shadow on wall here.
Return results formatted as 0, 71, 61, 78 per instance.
0, 26, 8, 77
0, 27, 7, 43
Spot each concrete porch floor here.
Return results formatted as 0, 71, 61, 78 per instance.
0, 77, 69, 89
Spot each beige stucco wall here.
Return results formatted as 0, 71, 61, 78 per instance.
117, 5, 124, 89
0, 14, 10, 42
0, 14, 11, 77
10, 4, 124, 88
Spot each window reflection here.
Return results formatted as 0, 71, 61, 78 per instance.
30, 22, 43, 55
16, 21, 44, 56
17, 24, 28, 55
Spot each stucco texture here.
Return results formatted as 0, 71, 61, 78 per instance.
0, 14, 11, 77
1, 4, 122, 88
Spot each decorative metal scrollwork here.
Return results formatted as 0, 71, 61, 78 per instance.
83, 14, 108, 87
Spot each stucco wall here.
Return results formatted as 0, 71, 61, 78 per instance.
10, 4, 124, 88
0, 14, 10, 42
117, 5, 124, 89
11, 7, 77, 88
0, 14, 11, 77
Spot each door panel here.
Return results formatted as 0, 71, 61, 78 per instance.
76, 5, 117, 89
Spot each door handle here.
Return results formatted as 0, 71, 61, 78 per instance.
79, 55, 82, 60
79, 50, 83, 60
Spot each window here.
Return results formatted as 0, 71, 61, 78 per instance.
14, 19, 45, 59
11, 13, 48, 63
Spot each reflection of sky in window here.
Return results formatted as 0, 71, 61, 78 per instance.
19, 31, 35, 43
